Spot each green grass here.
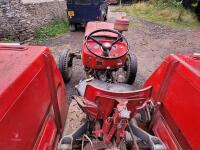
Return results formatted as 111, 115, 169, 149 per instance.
34, 19, 69, 40
114, 1, 200, 28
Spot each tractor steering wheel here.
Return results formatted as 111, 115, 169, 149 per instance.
85, 29, 129, 59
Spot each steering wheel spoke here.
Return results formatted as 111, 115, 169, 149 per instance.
111, 36, 123, 46
88, 36, 103, 46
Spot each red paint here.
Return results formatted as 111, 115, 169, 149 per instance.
151, 111, 181, 150
76, 82, 152, 145
102, 118, 112, 134
0, 44, 67, 150
145, 54, 200, 150
80, 84, 152, 120
104, 111, 120, 144
1, 42, 199, 150
34, 116, 57, 150
82, 21, 129, 70
85, 21, 117, 37
82, 40, 128, 69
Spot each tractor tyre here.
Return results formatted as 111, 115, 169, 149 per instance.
69, 24, 76, 32
58, 49, 73, 83
104, 15, 107, 21
124, 53, 137, 85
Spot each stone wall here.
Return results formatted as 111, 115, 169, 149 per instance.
0, 0, 67, 41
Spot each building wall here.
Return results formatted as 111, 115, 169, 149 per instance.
0, 0, 67, 41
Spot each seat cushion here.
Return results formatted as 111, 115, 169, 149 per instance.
76, 79, 135, 97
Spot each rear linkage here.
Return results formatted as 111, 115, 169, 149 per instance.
58, 99, 166, 150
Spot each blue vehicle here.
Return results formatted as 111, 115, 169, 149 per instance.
67, 0, 108, 31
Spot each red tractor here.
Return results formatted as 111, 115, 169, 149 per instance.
0, 42, 200, 149
59, 53, 200, 150
58, 19, 137, 84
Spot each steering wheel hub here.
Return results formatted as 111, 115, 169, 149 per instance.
102, 42, 112, 51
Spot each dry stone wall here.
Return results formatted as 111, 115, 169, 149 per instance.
0, 0, 67, 41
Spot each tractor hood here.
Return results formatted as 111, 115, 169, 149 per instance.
85, 21, 118, 38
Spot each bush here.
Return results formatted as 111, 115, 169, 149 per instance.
114, 0, 200, 28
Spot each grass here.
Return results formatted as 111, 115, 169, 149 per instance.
34, 19, 69, 40
1, 37, 15, 42
114, 1, 200, 28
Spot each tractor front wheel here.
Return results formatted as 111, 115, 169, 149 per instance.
69, 24, 76, 32
58, 49, 73, 83
124, 53, 137, 84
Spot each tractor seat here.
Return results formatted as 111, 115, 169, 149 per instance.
76, 79, 135, 97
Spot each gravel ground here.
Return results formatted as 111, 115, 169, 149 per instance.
39, 6, 200, 135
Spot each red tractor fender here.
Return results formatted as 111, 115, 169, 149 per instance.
145, 54, 200, 150
0, 44, 68, 150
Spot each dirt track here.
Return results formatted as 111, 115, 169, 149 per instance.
40, 6, 200, 134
